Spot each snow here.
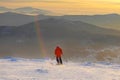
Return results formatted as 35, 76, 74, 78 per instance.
0, 57, 120, 80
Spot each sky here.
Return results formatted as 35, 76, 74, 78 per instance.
0, 0, 120, 15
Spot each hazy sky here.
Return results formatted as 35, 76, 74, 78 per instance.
0, 0, 120, 15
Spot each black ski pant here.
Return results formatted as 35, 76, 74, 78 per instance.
56, 57, 62, 64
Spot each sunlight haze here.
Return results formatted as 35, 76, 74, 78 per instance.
0, 0, 120, 15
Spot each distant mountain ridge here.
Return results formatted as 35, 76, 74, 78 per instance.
0, 11, 120, 31
0, 12, 35, 26
0, 12, 55, 26
61, 14, 120, 30
0, 7, 11, 12
0, 7, 51, 15
14, 7, 51, 15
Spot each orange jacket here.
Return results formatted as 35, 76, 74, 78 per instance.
55, 46, 63, 57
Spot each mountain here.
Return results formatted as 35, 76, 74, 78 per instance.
0, 18, 120, 63
14, 7, 51, 15
0, 12, 54, 26
0, 6, 51, 15
0, 12, 35, 26
0, 7, 11, 12
0, 6, 120, 30
1, 10, 120, 28
61, 14, 120, 30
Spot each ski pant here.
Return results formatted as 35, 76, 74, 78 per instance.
56, 57, 62, 64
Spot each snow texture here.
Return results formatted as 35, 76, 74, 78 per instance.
0, 57, 120, 80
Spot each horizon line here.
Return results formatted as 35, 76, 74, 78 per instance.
0, 11, 120, 16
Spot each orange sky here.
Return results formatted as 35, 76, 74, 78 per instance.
0, 0, 120, 15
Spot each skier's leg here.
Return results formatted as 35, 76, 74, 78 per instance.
56, 57, 59, 64
59, 57, 63, 64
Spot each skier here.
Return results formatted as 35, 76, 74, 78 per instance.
55, 46, 63, 65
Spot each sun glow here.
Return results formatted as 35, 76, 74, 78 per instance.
0, 0, 120, 15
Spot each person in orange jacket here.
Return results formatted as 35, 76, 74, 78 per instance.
55, 46, 63, 64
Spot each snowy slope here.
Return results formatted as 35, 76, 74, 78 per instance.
0, 57, 120, 80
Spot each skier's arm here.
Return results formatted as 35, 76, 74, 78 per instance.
61, 49, 63, 55
55, 49, 57, 55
